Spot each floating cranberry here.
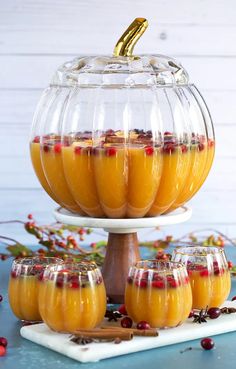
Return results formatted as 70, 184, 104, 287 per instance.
11, 271, 17, 279
118, 304, 127, 316
137, 279, 148, 288
231, 296, 236, 301
0, 295, 2, 303
56, 276, 64, 288
28, 214, 33, 220
181, 144, 188, 153
105, 147, 117, 157
228, 261, 233, 269
201, 337, 215, 350
0, 346, 6, 357
127, 276, 133, 284
168, 278, 179, 288
163, 143, 175, 154
152, 280, 165, 289
137, 321, 151, 330
208, 139, 215, 148
198, 143, 205, 151
188, 310, 194, 318
74, 146, 82, 155
43, 144, 50, 153
121, 317, 133, 328
200, 269, 209, 277
0, 337, 8, 347
54, 143, 62, 154
33, 136, 40, 143
145, 146, 154, 156
164, 131, 172, 136
207, 307, 221, 319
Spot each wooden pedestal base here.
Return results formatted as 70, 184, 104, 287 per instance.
102, 232, 140, 304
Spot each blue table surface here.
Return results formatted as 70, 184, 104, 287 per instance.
1, 248, 236, 369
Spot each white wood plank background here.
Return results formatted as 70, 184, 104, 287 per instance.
0, 0, 236, 243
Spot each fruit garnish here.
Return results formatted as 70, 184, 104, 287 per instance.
136, 279, 147, 288
74, 146, 82, 155
127, 276, 133, 284
228, 261, 233, 269
207, 307, 221, 319
152, 280, 165, 289
105, 147, 117, 156
43, 144, 50, 153
198, 143, 205, 151
200, 269, 209, 277
118, 304, 127, 316
201, 337, 215, 350
54, 143, 62, 154
145, 146, 154, 155
181, 144, 188, 153
33, 136, 40, 143
137, 321, 151, 330
121, 317, 133, 328
163, 142, 175, 154
0, 337, 8, 347
231, 296, 236, 301
0, 346, 6, 357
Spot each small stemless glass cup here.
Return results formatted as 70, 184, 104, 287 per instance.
125, 260, 192, 328
8, 257, 63, 322
38, 262, 107, 333
171, 246, 231, 309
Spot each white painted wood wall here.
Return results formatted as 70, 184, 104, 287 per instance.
0, 0, 235, 243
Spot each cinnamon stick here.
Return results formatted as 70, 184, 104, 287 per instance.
101, 326, 159, 337
74, 329, 133, 341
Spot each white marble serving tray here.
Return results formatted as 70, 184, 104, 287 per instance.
20, 300, 236, 363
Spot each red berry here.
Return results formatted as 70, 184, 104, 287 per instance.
33, 136, 40, 143
11, 271, 17, 278
43, 144, 50, 153
168, 278, 179, 288
207, 307, 221, 319
188, 310, 194, 318
138, 279, 148, 288
27, 214, 33, 220
163, 143, 175, 154
228, 261, 233, 269
231, 296, 236, 301
121, 317, 133, 328
54, 143, 62, 154
127, 276, 133, 284
78, 229, 85, 235
0, 337, 8, 347
152, 280, 165, 289
181, 144, 188, 153
198, 143, 205, 151
208, 139, 215, 148
164, 131, 172, 136
74, 146, 82, 155
137, 321, 151, 330
118, 304, 127, 316
0, 346, 6, 357
145, 146, 154, 156
200, 269, 209, 277
0, 295, 2, 303
105, 147, 117, 157
201, 337, 215, 350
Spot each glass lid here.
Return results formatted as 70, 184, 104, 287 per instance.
51, 18, 189, 87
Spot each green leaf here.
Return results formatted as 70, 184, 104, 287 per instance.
7, 243, 32, 257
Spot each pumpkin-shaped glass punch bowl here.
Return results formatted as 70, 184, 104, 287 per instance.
30, 18, 215, 302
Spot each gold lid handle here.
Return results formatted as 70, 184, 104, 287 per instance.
113, 18, 148, 57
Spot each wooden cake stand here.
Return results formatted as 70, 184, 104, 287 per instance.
54, 206, 192, 303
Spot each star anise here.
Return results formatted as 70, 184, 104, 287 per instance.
105, 309, 122, 322
192, 307, 208, 323
70, 336, 94, 345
